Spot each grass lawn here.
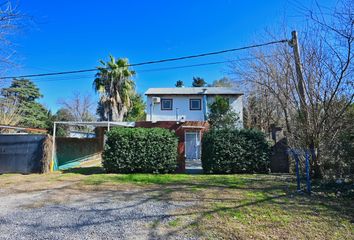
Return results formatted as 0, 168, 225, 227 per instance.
1, 166, 353, 239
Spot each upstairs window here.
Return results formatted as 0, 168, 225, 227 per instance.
190, 99, 201, 110
161, 98, 173, 110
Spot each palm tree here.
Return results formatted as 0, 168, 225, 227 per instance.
192, 76, 207, 87
93, 55, 136, 121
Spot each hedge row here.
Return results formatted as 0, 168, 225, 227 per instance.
102, 127, 178, 173
201, 129, 270, 173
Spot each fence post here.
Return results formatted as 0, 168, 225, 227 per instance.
305, 150, 311, 194
293, 150, 301, 192
50, 122, 57, 172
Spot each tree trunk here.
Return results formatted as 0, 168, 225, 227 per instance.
111, 98, 120, 122
309, 141, 322, 179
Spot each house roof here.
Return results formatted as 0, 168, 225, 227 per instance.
145, 87, 243, 95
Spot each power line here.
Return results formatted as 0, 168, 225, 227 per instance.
0, 39, 288, 80
138, 55, 279, 73
1, 55, 280, 84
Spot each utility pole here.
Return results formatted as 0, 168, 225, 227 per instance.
289, 31, 307, 123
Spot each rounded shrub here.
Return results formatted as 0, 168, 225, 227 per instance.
201, 129, 270, 173
102, 127, 178, 173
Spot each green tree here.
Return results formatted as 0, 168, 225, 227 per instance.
175, 80, 184, 87
192, 77, 207, 87
47, 108, 75, 136
1, 78, 49, 128
209, 77, 234, 87
124, 94, 146, 121
208, 96, 239, 129
93, 55, 136, 121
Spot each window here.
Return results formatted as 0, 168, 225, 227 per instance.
161, 98, 173, 110
190, 99, 201, 110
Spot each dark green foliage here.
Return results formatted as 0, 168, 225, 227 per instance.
208, 96, 239, 129
192, 76, 207, 87
175, 80, 184, 87
103, 127, 178, 173
46, 108, 75, 136
1, 78, 43, 100
201, 129, 270, 173
1, 78, 50, 128
124, 94, 146, 121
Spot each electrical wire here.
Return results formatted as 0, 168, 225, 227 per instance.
0, 39, 288, 80
1, 54, 280, 84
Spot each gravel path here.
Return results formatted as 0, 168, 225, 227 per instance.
0, 187, 198, 240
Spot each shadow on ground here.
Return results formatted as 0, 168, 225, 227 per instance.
62, 166, 105, 175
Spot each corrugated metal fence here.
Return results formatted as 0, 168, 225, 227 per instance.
0, 134, 49, 174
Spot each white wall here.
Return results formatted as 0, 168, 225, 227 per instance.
146, 94, 243, 127
146, 96, 204, 121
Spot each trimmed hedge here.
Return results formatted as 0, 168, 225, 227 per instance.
103, 127, 178, 173
201, 129, 270, 173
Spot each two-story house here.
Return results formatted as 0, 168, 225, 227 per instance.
135, 87, 243, 172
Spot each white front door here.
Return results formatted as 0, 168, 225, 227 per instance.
185, 131, 201, 160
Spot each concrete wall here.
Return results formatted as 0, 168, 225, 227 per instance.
146, 94, 243, 127
135, 121, 209, 172
0, 134, 49, 174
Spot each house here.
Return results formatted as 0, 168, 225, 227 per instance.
145, 87, 243, 126
136, 87, 244, 172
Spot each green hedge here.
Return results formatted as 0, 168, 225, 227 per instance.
201, 129, 270, 173
103, 127, 178, 173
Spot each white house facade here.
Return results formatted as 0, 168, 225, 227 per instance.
145, 87, 243, 127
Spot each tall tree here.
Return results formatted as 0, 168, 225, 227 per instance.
208, 96, 239, 129
1, 78, 49, 128
232, 0, 354, 178
58, 92, 95, 122
209, 77, 234, 87
93, 55, 136, 121
0, 97, 21, 129
124, 94, 146, 121
175, 80, 184, 87
50, 108, 75, 136
192, 77, 207, 87
0, 1, 26, 78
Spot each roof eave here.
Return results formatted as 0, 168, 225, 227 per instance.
145, 93, 244, 96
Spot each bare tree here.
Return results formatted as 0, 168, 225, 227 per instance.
0, 97, 21, 129
0, 1, 26, 77
58, 92, 95, 122
232, 0, 354, 178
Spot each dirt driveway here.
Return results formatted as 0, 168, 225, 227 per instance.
0, 174, 198, 240
1, 169, 353, 240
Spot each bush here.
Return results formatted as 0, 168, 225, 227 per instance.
201, 129, 270, 173
103, 127, 178, 173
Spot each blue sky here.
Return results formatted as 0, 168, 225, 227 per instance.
4, 0, 335, 112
